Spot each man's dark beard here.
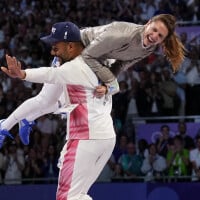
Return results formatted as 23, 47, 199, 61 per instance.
60, 57, 73, 64
60, 59, 64, 65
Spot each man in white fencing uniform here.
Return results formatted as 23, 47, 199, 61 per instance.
0, 42, 106, 147
1, 22, 116, 200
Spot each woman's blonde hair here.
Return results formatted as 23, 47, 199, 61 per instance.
151, 14, 185, 72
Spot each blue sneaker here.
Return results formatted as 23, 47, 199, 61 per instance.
19, 119, 35, 145
0, 120, 14, 149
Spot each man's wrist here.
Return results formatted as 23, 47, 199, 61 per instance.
20, 70, 26, 79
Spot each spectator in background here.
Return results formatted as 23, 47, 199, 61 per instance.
4, 90, 18, 113
179, 32, 192, 52
3, 141, 25, 184
135, 70, 153, 117
190, 135, 200, 181
36, 115, 59, 148
112, 80, 130, 125
138, 81, 164, 117
111, 163, 124, 182
42, 144, 59, 183
176, 121, 195, 150
113, 134, 128, 163
111, 109, 122, 136
116, 0, 134, 22
141, 143, 167, 182
173, 69, 187, 117
186, 0, 200, 21
17, 45, 32, 66
156, 125, 173, 157
184, 46, 200, 115
159, 68, 180, 116
169, 0, 189, 21
137, 138, 149, 159
140, 0, 156, 21
36, 115, 58, 136
154, 0, 172, 16
135, 69, 163, 116
118, 142, 143, 180
97, 154, 115, 182
29, 129, 42, 150
149, 83, 164, 117
166, 136, 190, 180
23, 147, 44, 184
0, 84, 7, 118
126, 77, 140, 120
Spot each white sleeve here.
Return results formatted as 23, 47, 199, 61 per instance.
141, 158, 152, 174
153, 156, 167, 172
190, 150, 196, 162
25, 66, 72, 85
24, 57, 97, 88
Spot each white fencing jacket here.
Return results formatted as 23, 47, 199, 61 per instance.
24, 56, 115, 140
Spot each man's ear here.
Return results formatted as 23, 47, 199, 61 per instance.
67, 42, 73, 49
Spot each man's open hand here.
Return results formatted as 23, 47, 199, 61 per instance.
1, 54, 26, 79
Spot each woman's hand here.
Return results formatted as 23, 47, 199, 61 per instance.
94, 85, 107, 98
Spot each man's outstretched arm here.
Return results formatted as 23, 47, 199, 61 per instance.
1, 54, 108, 97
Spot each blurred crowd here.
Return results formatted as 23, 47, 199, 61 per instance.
97, 121, 200, 183
0, 0, 200, 184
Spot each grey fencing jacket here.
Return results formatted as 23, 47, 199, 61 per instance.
81, 21, 157, 83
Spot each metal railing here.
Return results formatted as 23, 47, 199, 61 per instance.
128, 115, 200, 123
0, 175, 199, 185
177, 20, 200, 26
